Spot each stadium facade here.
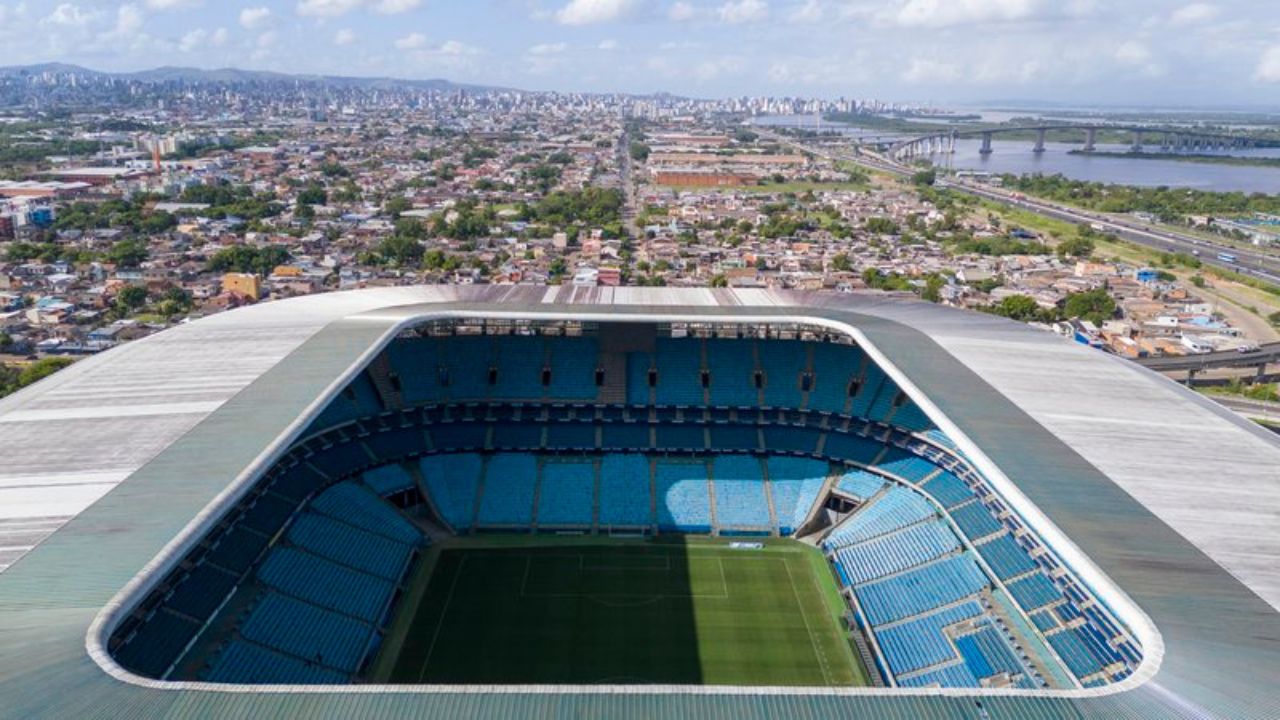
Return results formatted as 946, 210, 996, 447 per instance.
0, 286, 1277, 719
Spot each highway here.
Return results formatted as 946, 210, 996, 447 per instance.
768, 131, 1280, 285
1134, 342, 1280, 372
1209, 395, 1280, 428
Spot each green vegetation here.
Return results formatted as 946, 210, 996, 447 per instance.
1202, 380, 1279, 402
949, 236, 1049, 256
180, 183, 284, 220
206, 245, 291, 276
1002, 174, 1280, 221
521, 188, 624, 232
0, 357, 76, 399
1066, 150, 1280, 168
629, 140, 651, 162
54, 198, 176, 234
378, 537, 864, 687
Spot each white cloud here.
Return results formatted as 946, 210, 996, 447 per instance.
717, 0, 768, 24
374, 0, 422, 14
145, 0, 203, 9
888, 0, 1045, 29
395, 31, 427, 49
1115, 40, 1164, 76
529, 42, 569, 55
1169, 3, 1219, 25
788, 0, 823, 23
113, 3, 145, 35
333, 28, 356, 45
256, 30, 277, 48
1255, 45, 1280, 83
901, 57, 962, 83
437, 40, 479, 56
1114, 40, 1151, 65
296, 0, 363, 17
668, 1, 695, 21
555, 0, 642, 25
42, 3, 101, 28
239, 6, 271, 30
598, 38, 619, 50
179, 26, 227, 52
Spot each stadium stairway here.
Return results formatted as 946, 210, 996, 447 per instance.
366, 354, 403, 411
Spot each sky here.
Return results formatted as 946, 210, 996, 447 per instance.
1, 0, 1279, 106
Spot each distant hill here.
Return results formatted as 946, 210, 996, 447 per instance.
0, 63, 507, 93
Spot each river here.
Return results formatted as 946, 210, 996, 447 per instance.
750, 114, 1280, 194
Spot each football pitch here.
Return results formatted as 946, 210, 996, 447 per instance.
373, 536, 868, 687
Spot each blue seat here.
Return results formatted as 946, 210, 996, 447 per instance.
854, 554, 988, 625
287, 512, 412, 581
949, 502, 1004, 541
875, 601, 982, 676
824, 486, 935, 548
705, 339, 759, 407
834, 469, 886, 500
655, 460, 712, 532
362, 464, 416, 497
766, 457, 828, 534
598, 455, 653, 526
205, 639, 348, 685
257, 547, 394, 622
711, 456, 771, 528
537, 460, 595, 526
476, 453, 537, 525
653, 338, 704, 406
976, 534, 1037, 581
758, 340, 807, 409
239, 592, 372, 673
921, 471, 974, 509
834, 520, 959, 585
419, 454, 482, 530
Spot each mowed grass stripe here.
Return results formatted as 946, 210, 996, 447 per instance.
384, 538, 865, 687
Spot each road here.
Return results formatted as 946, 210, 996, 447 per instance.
1208, 395, 1280, 427
1135, 342, 1280, 372
767, 131, 1280, 285
619, 129, 640, 242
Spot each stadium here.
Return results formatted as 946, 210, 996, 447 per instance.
0, 286, 1278, 719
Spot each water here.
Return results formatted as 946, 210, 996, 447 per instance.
751, 114, 1280, 193
925, 139, 1280, 194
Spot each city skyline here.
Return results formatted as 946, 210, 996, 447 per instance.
1, 0, 1278, 106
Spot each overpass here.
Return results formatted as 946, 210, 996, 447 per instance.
891, 124, 1264, 160
1135, 341, 1280, 373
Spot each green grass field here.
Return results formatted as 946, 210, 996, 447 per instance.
374, 536, 867, 687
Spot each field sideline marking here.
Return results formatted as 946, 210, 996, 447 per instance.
785, 557, 835, 686
415, 553, 469, 683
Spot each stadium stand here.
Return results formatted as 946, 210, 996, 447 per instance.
654, 338, 705, 406
824, 485, 936, 549
476, 453, 538, 526
655, 460, 712, 532
835, 469, 886, 499
419, 453, 482, 530
598, 455, 653, 527
711, 456, 772, 529
537, 459, 596, 526
705, 339, 760, 407
875, 601, 983, 676
854, 554, 989, 625
766, 457, 828, 534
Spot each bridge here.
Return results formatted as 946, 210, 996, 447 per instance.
891, 124, 1262, 161
1134, 341, 1280, 381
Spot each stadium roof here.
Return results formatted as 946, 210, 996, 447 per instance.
1, 286, 1278, 719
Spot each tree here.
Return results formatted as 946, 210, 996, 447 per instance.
865, 217, 899, 235
106, 239, 149, 268
378, 235, 425, 267
1056, 235, 1096, 259
296, 185, 327, 206
629, 141, 650, 162
993, 294, 1041, 321
384, 196, 411, 217
709, 274, 728, 288
1064, 288, 1117, 325
912, 169, 937, 186
115, 286, 148, 314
